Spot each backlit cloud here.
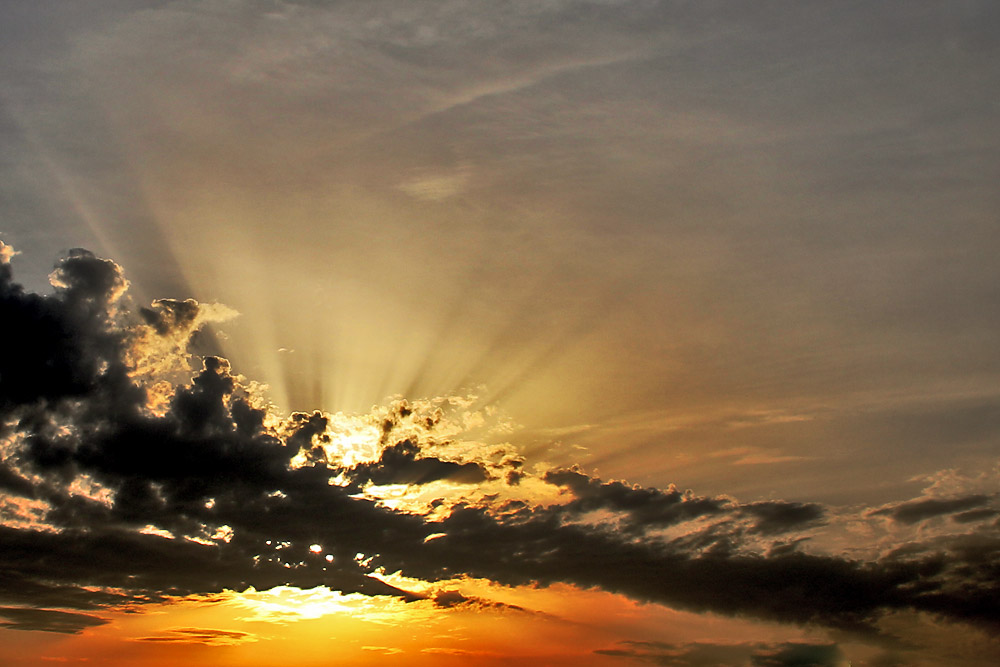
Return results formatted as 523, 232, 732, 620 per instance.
2, 2, 998, 664
0, 244, 997, 648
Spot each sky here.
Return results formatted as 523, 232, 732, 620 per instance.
0, 1, 999, 665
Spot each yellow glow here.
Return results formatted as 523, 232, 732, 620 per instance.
0, 576, 904, 667
232, 586, 426, 624
315, 414, 384, 467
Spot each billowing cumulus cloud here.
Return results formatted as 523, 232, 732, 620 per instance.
0, 245, 998, 641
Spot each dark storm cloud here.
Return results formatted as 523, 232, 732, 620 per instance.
542, 469, 823, 536
739, 501, 826, 536
408, 504, 997, 634
878, 531, 1000, 629
0, 248, 133, 412
595, 640, 845, 667
47, 248, 128, 311
0, 563, 129, 612
952, 508, 999, 524
0, 461, 35, 497
0, 606, 107, 634
751, 643, 845, 667
871, 495, 994, 524
543, 467, 727, 529
1, 246, 998, 638
348, 438, 489, 486
139, 298, 201, 335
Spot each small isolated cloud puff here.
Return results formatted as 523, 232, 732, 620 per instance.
0, 241, 17, 265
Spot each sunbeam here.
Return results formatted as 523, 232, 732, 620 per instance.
1, 2, 999, 665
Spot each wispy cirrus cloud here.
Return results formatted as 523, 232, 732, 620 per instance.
135, 627, 257, 646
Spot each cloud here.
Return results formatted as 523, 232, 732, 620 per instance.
135, 627, 257, 646
0, 606, 107, 634
751, 642, 846, 667
1, 243, 999, 641
595, 640, 847, 667
0, 247, 135, 412
543, 467, 728, 530
404, 507, 996, 634
872, 495, 994, 525
431, 589, 532, 616
739, 501, 826, 536
0, 241, 17, 264
47, 249, 129, 312
952, 508, 999, 524
348, 438, 490, 487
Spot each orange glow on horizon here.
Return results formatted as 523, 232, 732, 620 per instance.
0, 581, 838, 667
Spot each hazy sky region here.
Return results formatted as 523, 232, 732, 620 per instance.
1, 1, 999, 665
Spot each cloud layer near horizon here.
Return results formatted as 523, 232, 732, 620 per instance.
1, 243, 998, 643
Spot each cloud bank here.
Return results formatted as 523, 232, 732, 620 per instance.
0, 244, 998, 639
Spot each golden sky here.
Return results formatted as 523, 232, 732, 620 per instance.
1, 2, 999, 665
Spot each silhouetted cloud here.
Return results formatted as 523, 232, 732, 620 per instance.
952, 508, 999, 524
739, 501, 826, 536
0, 248, 133, 412
1, 244, 998, 640
595, 640, 846, 667
135, 627, 256, 646
349, 438, 489, 486
543, 467, 728, 530
431, 589, 532, 615
752, 642, 845, 667
0, 606, 107, 634
872, 495, 993, 525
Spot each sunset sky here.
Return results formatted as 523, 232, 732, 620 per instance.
1, 1, 999, 665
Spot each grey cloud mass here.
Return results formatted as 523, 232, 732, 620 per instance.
595, 640, 846, 667
0, 606, 108, 635
0, 247, 997, 642
873, 495, 994, 525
